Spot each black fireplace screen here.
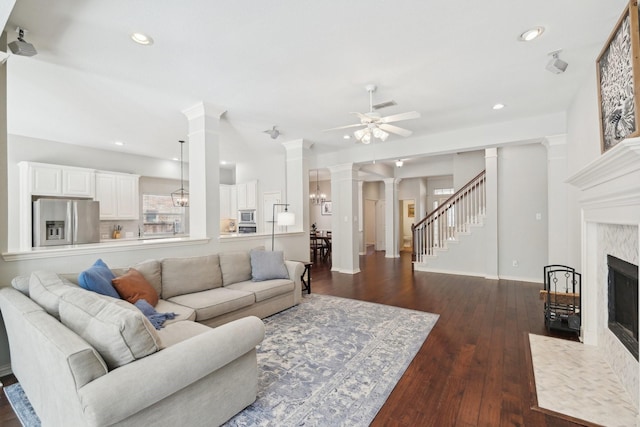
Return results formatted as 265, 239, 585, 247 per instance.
608, 255, 639, 360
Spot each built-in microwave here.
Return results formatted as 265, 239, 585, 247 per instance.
238, 209, 256, 224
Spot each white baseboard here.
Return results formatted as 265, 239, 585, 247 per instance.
413, 266, 486, 279
0, 363, 13, 377
331, 267, 361, 275
498, 275, 543, 284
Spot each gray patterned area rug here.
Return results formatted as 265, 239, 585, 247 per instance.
225, 294, 439, 427
3, 294, 438, 427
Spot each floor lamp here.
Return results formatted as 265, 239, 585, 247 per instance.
272, 203, 295, 251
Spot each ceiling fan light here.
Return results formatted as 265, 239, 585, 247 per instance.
395, 160, 404, 167
372, 127, 389, 141
361, 133, 372, 144
354, 129, 366, 141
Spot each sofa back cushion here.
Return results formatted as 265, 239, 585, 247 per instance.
10, 275, 30, 296
29, 271, 76, 319
219, 251, 252, 286
131, 259, 162, 296
59, 288, 162, 370
161, 255, 222, 299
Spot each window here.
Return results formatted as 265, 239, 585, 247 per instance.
142, 194, 187, 236
434, 188, 454, 196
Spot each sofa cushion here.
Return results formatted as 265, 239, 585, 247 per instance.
219, 251, 252, 286
112, 269, 159, 306
161, 255, 222, 299
28, 271, 75, 319
155, 299, 196, 324
155, 320, 212, 347
226, 279, 295, 302
78, 259, 120, 299
10, 275, 30, 296
167, 288, 254, 321
132, 259, 162, 296
59, 288, 162, 370
250, 249, 289, 281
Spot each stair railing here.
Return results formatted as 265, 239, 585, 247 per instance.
412, 170, 486, 263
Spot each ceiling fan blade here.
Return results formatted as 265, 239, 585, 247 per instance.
323, 123, 364, 132
350, 112, 373, 122
379, 111, 420, 123
378, 123, 413, 137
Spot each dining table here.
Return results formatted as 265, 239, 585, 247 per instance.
310, 231, 332, 262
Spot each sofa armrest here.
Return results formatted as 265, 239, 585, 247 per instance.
77, 315, 265, 426
285, 260, 304, 304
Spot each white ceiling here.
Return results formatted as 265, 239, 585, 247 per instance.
5, 0, 627, 164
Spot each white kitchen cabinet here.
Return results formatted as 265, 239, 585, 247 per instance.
22, 162, 95, 197
95, 172, 140, 220
220, 184, 238, 220
63, 168, 95, 197
236, 180, 257, 210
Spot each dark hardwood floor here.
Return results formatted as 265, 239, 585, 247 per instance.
311, 247, 581, 427
0, 247, 580, 426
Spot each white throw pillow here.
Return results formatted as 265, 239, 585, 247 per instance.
59, 288, 163, 370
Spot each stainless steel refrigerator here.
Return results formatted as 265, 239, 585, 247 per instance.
33, 199, 100, 247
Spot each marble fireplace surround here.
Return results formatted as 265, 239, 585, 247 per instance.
568, 138, 640, 411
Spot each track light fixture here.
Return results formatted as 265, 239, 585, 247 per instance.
546, 50, 568, 74
8, 27, 37, 57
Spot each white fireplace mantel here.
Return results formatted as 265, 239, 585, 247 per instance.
567, 138, 640, 412
568, 138, 640, 218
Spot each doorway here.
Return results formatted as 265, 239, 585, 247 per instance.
400, 199, 415, 252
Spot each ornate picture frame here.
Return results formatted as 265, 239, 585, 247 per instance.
597, 0, 640, 153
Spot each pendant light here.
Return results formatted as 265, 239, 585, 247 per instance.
171, 140, 189, 207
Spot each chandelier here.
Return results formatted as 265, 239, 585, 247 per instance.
309, 169, 326, 205
171, 140, 189, 207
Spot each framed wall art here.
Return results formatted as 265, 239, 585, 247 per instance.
597, 0, 640, 153
321, 201, 332, 216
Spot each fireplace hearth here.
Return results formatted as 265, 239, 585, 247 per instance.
608, 254, 639, 360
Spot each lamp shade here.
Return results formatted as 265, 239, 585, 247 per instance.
277, 211, 295, 226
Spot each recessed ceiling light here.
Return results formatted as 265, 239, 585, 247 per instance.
114, 141, 124, 146
172, 157, 179, 161
519, 26, 545, 42
220, 160, 227, 165
343, 135, 351, 140
492, 103, 505, 110
131, 32, 154, 45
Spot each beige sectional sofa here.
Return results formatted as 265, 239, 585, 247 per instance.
0, 250, 305, 426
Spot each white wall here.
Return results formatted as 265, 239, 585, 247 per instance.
453, 151, 485, 190
565, 67, 603, 270
497, 144, 548, 281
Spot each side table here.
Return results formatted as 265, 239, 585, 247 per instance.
292, 260, 312, 294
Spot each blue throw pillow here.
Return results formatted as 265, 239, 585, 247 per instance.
250, 249, 289, 281
78, 259, 120, 299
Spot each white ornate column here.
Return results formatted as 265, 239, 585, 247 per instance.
358, 180, 365, 255
484, 148, 499, 279
182, 102, 225, 239
282, 139, 313, 233
384, 178, 401, 258
330, 163, 360, 274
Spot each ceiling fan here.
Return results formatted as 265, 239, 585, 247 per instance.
263, 125, 280, 139
325, 84, 420, 144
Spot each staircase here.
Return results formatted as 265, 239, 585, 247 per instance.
412, 171, 486, 270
